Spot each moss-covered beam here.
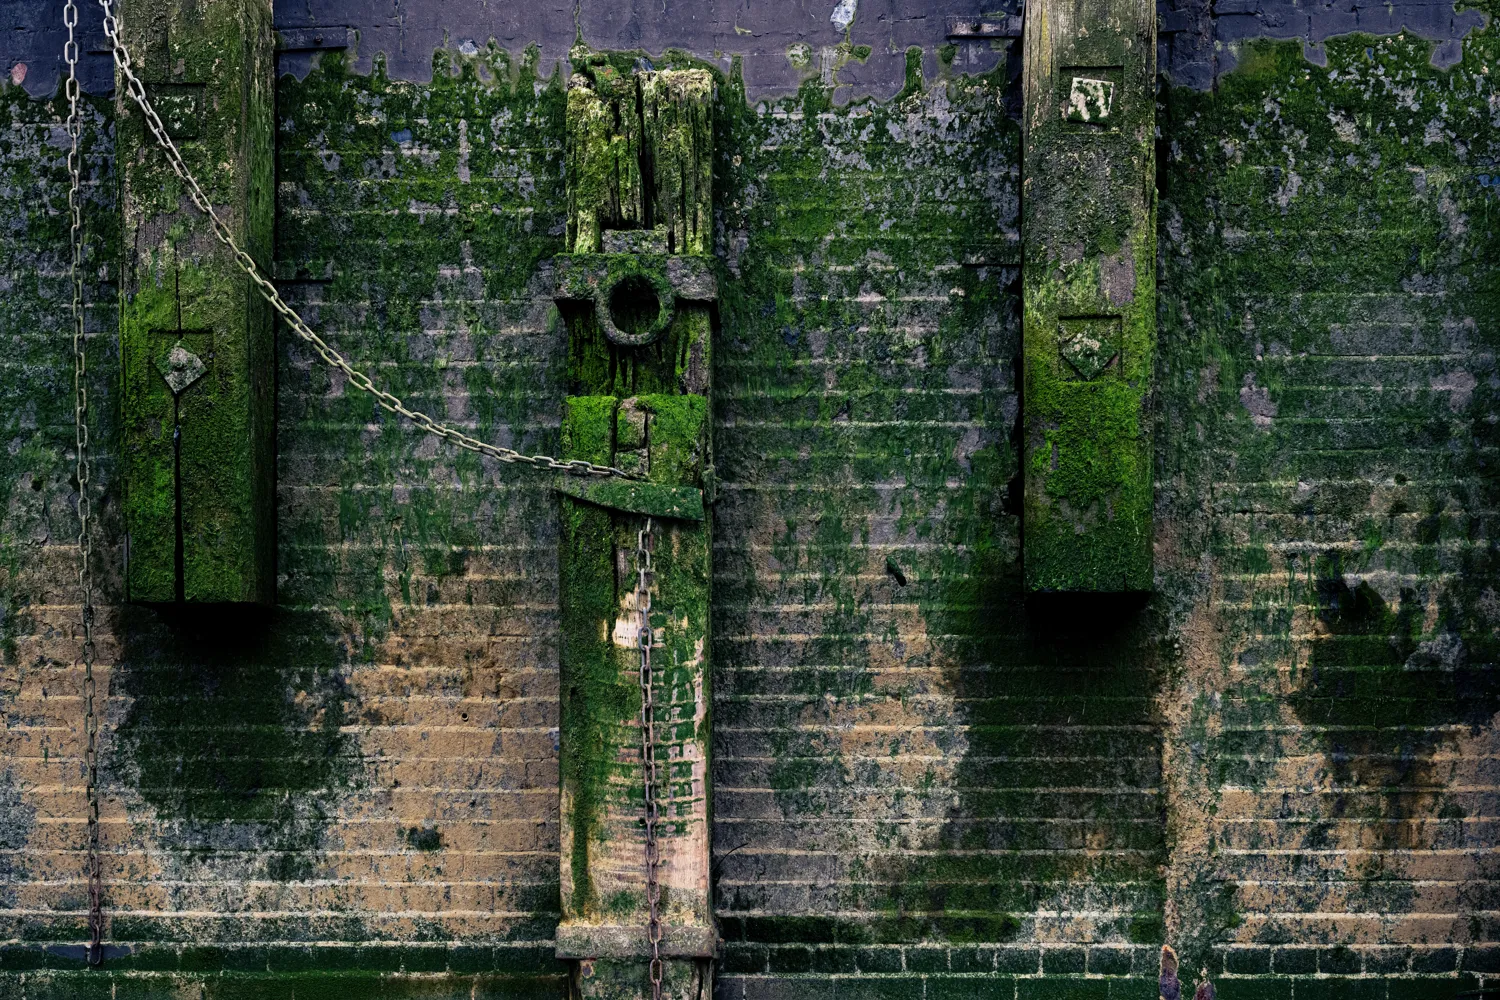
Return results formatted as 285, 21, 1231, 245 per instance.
1021, 0, 1157, 592
556, 54, 717, 999
566, 57, 714, 256
117, 0, 275, 604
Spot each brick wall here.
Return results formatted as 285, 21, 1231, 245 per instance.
2, 48, 574, 995
1156, 32, 1500, 996
708, 65, 1170, 996
0, 81, 123, 980
0, 5, 1495, 999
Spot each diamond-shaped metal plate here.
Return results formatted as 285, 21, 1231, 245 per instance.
1058, 317, 1121, 380
157, 342, 207, 395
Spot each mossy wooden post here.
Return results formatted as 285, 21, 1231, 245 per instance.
117, 0, 275, 604
1021, 0, 1156, 591
554, 55, 718, 1000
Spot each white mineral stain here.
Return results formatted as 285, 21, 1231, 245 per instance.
1431, 369, 1477, 411
831, 0, 858, 31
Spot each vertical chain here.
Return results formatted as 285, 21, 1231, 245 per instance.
636, 519, 663, 1000
63, 0, 104, 968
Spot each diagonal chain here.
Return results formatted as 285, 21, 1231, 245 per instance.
636, 519, 663, 1000
94, 0, 636, 481
63, 0, 104, 969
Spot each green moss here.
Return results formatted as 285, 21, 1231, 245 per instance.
557, 480, 705, 521
566, 54, 714, 255
1155, 25, 1500, 972
710, 53, 1163, 953
403, 826, 443, 852
894, 46, 926, 103
558, 496, 631, 917
0, 23, 586, 979
11, 13, 1498, 989
1127, 913, 1165, 945
554, 63, 717, 930
558, 388, 712, 918
565, 305, 706, 399
117, 0, 276, 604
114, 606, 359, 876
637, 393, 708, 485
1020, 13, 1156, 592
564, 396, 618, 465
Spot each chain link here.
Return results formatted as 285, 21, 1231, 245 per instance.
94, 0, 635, 482
636, 519, 663, 1000
64, 0, 104, 969
86, 0, 658, 981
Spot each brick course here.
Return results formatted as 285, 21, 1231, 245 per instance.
0, 6, 1496, 999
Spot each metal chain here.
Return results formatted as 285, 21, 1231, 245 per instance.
94, 0, 634, 481
63, 0, 104, 968
636, 518, 663, 1000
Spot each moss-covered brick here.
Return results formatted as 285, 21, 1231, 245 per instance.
1156, 17, 1500, 986
0, 29, 578, 997
4, 3, 1500, 996
117, 0, 276, 603
0, 970, 569, 998
1021, 0, 1157, 591
565, 396, 619, 466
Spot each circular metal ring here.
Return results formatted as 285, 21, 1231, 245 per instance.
594, 267, 675, 346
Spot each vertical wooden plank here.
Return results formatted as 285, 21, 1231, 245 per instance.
567, 82, 612, 254
1022, 0, 1157, 591
555, 57, 717, 998
567, 62, 647, 253
642, 71, 714, 255
117, 0, 275, 603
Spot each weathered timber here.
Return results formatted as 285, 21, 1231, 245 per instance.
566, 57, 713, 256
557, 56, 718, 1000
1021, 0, 1157, 591
117, 0, 276, 603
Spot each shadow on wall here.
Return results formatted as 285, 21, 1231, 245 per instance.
871, 540, 1170, 943
1293, 548, 1500, 849
113, 604, 359, 881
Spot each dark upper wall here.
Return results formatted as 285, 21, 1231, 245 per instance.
1162, 0, 1488, 89
3, 0, 1009, 100
273, 0, 1010, 98
1, 0, 1489, 99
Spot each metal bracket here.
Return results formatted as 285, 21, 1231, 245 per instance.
276, 26, 351, 51
947, 11, 1192, 39
946, 15, 1025, 38
156, 342, 207, 396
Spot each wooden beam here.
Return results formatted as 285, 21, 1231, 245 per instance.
117, 0, 276, 604
1022, 0, 1157, 592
